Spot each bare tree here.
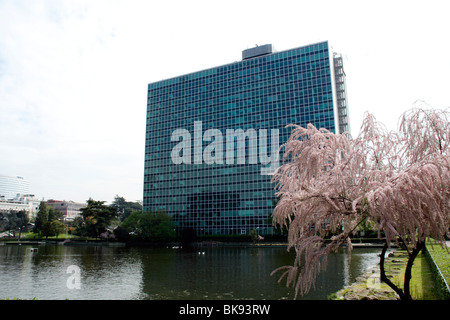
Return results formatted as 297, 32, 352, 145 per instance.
271, 105, 449, 300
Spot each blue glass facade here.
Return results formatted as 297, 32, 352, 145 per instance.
144, 41, 348, 235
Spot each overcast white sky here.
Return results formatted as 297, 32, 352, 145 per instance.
1, 0, 449, 204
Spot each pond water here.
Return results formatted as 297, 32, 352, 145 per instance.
0, 244, 381, 300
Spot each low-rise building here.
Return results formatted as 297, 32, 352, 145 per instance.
46, 200, 86, 221
0, 194, 41, 218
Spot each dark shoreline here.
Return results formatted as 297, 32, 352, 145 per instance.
1, 238, 394, 249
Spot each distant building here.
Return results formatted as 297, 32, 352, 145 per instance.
46, 200, 86, 221
0, 194, 41, 218
0, 174, 30, 199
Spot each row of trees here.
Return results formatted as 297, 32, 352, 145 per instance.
0, 210, 29, 238
75, 197, 175, 242
34, 202, 66, 238
31, 196, 175, 243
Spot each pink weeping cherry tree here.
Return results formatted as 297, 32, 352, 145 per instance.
270, 105, 449, 300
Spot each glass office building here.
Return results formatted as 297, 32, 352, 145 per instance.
0, 174, 30, 200
144, 41, 349, 236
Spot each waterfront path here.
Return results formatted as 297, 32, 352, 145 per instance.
331, 241, 450, 300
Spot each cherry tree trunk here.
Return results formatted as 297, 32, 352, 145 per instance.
379, 240, 425, 300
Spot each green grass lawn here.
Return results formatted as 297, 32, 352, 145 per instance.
425, 240, 450, 299
19, 231, 76, 240
331, 243, 447, 300
426, 241, 450, 284
386, 249, 440, 300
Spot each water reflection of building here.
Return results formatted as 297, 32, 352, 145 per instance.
46, 200, 86, 221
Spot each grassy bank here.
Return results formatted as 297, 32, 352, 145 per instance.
387, 249, 440, 300
425, 240, 450, 299
331, 247, 441, 300
0, 231, 95, 242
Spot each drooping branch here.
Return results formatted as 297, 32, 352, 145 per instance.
271, 107, 450, 299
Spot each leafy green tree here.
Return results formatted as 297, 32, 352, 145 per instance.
34, 201, 67, 238
0, 212, 8, 232
113, 226, 130, 242
41, 221, 53, 239
249, 229, 258, 243
48, 207, 64, 222
111, 195, 143, 221
71, 216, 85, 236
0, 210, 29, 238
51, 220, 66, 238
34, 201, 49, 236
79, 198, 118, 238
121, 211, 175, 242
